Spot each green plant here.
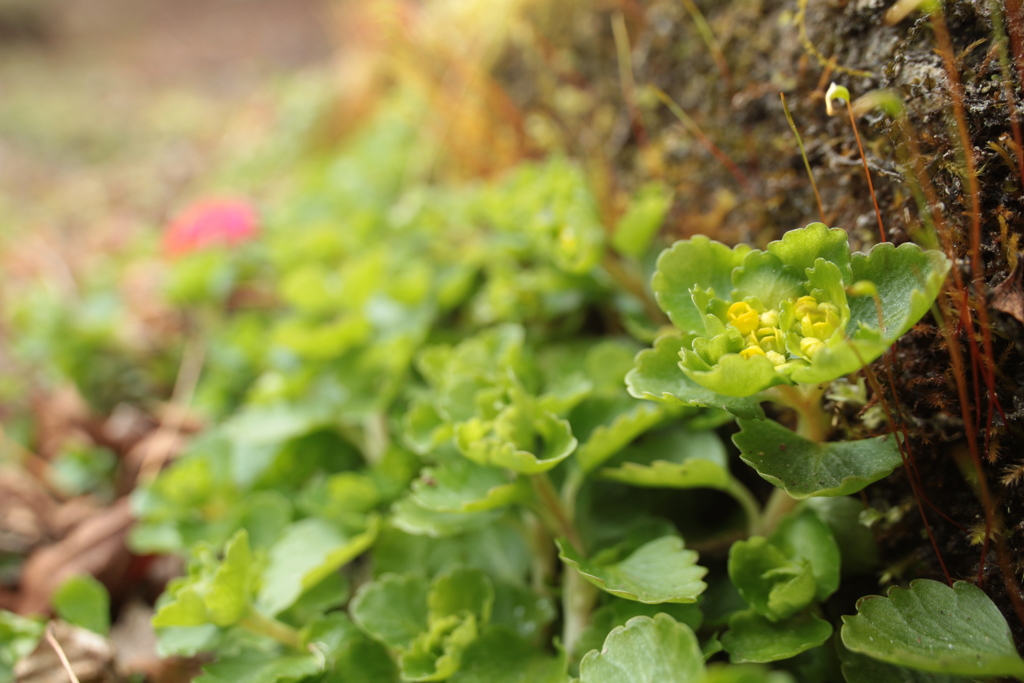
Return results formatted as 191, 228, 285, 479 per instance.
628, 224, 950, 500
3, 100, 1019, 683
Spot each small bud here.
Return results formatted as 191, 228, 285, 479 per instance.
756, 327, 786, 354
799, 336, 826, 358
759, 309, 780, 327
825, 82, 851, 116
793, 296, 819, 319
740, 346, 767, 360
727, 301, 760, 335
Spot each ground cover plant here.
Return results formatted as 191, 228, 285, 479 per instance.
7, 0, 1024, 681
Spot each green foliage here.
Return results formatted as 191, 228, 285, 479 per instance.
841, 580, 1024, 679
578, 614, 704, 683
0, 610, 44, 683
153, 529, 258, 629
558, 536, 708, 604
52, 575, 111, 635
732, 419, 903, 498
7, 82, 981, 683
720, 611, 832, 664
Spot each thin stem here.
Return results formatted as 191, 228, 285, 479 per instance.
758, 487, 800, 536
780, 92, 826, 224
562, 566, 597, 659
527, 512, 556, 597
845, 99, 887, 243
724, 478, 762, 536
530, 469, 595, 658
530, 473, 584, 553
239, 608, 304, 651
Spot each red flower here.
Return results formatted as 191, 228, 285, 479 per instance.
163, 198, 259, 256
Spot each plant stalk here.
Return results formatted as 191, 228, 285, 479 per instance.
529, 470, 595, 658
239, 608, 304, 651
758, 383, 832, 533
531, 473, 584, 553
767, 383, 831, 443
724, 478, 762, 536
562, 565, 597, 659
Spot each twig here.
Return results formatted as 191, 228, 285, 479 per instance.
136, 335, 206, 484
45, 624, 81, 683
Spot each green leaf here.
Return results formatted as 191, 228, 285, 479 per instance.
52, 575, 110, 636
350, 573, 429, 651
455, 406, 577, 474
575, 600, 703, 660
612, 183, 674, 260
702, 663, 797, 683
558, 536, 707, 604
769, 509, 840, 602
728, 537, 816, 622
207, 529, 256, 626
732, 419, 903, 498
155, 624, 221, 658
257, 516, 379, 616
374, 521, 531, 586
390, 497, 501, 538
303, 613, 399, 683
429, 567, 495, 624
400, 613, 479, 681
766, 223, 852, 284
804, 498, 880, 576
847, 242, 950, 341
0, 610, 44, 674
721, 610, 832, 663
838, 639, 973, 683
626, 335, 764, 420
490, 582, 557, 642
193, 650, 321, 683
679, 350, 786, 398
404, 399, 453, 455
577, 403, 669, 473
652, 236, 750, 335
152, 530, 257, 629
732, 251, 803, 310
840, 579, 1024, 679
279, 572, 350, 625
791, 242, 950, 385
411, 459, 526, 512
600, 458, 730, 490
579, 614, 704, 683
449, 627, 568, 683
599, 428, 731, 492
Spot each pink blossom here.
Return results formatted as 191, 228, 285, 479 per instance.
163, 198, 259, 256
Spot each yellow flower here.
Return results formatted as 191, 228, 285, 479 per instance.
727, 301, 760, 336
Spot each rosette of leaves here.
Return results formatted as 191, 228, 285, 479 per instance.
630, 223, 951, 400
721, 509, 839, 663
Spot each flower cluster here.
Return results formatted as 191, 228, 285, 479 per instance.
648, 223, 950, 398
